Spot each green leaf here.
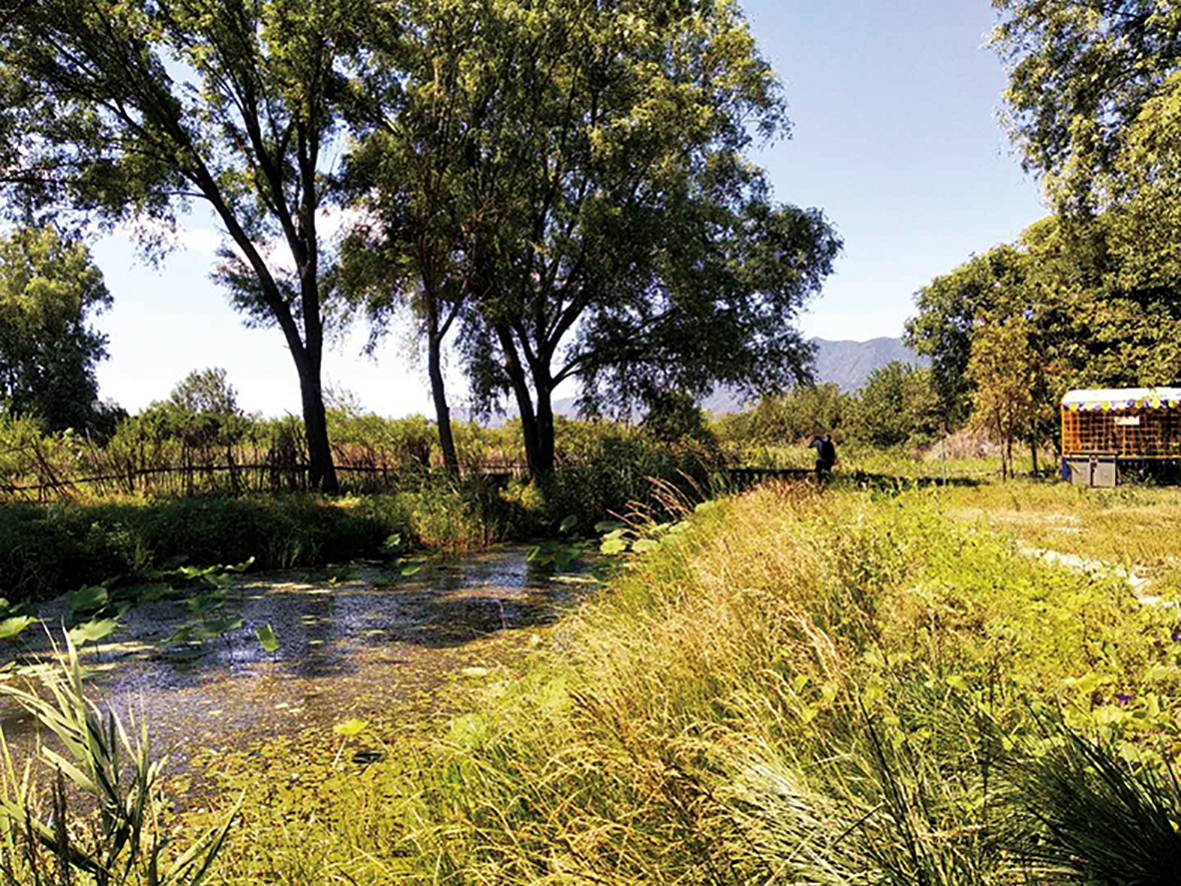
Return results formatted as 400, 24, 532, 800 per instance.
400, 564, 423, 577
192, 618, 244, 640
256, 624, 280, 653
334, 718, 369, 738
1147, 663, 1170, 682
67, 617, 119, 648
125, 582, 172, 603
1064, 672, 1110, 695
65, 584, 108, 614
0, 616, 35, 641
559, 515, 578, 534
632, 539, 660, 554
601, 538, 628, 555
167, 626, 194, 646
594, 521, 626, 533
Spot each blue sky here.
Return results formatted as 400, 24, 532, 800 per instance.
88, 0, 1046, 419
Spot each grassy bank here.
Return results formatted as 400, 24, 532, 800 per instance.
0, 445, 719, 602
185, 480, 1181, 883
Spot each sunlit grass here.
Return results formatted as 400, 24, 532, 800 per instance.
184, 480, 1181, 883
939, 479, 1181, 579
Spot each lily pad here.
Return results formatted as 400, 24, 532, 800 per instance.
68, 617, 120, 648
256, 623, 280, 653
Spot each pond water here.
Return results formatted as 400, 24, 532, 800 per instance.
0, 548, 595, 775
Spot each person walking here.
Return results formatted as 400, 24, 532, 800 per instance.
810, 434, 836, 482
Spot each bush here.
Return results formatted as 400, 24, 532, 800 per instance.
0, 494, 414, 601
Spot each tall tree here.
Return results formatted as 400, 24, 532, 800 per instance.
0, 225, 111, 431
908, 213, 1181, 458
354, 0, 840, 477
968, 317, 1038, 479
0, 0, 366, 491
843, 362, 941, 449
340, 23, 481, 475
906, 245, 1026, 429
992, 0, 1181, 208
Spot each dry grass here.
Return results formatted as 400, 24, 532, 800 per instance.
940, 480, 1181, 586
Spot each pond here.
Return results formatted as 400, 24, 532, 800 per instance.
0, 548, 596, 777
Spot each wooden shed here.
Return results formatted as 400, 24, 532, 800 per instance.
1060, 387, 1181, 486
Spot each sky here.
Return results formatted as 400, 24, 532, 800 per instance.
86, 0, 1047, 419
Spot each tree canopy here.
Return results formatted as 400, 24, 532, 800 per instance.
0, 0, 368, 490
991, 0, 1181, 210
908, 213, 1181, 452
0, 225, 112, 432
348, 0, 840, 476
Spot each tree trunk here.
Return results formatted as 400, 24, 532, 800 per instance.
296, 361, 339, 494
495, 324, 541, 476
534, 379, 556, 475
1030, 437, 1039, 476
427, 328, 460, 474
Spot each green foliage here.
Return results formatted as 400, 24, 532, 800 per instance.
348, 0, 840, 475
991, 0, 1181, 214
968, 317, 1038, 477
843, 361, 941, 448
715, 382, 844, 448
996, 719, 1181, 882
0, 633, 240, 884
256, 624, 280, 653
222, 483, 1180, 883
0, 0, 369, 491
0, 495, 411, 602
906, 245, 1025, 429
907, 213, 1181, 449
0, 226, 113, 433
641, 391, 714, 446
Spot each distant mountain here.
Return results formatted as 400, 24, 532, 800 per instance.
697, 337, 926, 415
812, 336, 927, 394
457, 337, 926, 421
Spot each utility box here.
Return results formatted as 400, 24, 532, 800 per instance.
1063, 457, 1117, 488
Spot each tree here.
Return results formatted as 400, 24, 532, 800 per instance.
737, 383, 844, 446
0, 0, 367, 491
910, 214, 1181, 461
351, 0, 839, 478
169, 367, 241, 418
906, 246, 1026, 429
991, 0, 1181, 212
843, 362, 941, 449
0, 225, 112, 432
968, 318, 1037, 479
642, 391, 713, 446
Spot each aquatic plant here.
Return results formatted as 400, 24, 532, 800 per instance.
0, 633, 241, 884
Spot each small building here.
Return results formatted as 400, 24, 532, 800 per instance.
1061, 387, 1181, 486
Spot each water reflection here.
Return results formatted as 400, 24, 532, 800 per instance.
0, 547, 594, 767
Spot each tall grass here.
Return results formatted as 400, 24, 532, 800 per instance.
0, 633, 239, 884
192, 481, 1181, 882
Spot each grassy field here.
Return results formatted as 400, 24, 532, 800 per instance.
159, 476, 1181, 884
941, 480, 1181, 576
